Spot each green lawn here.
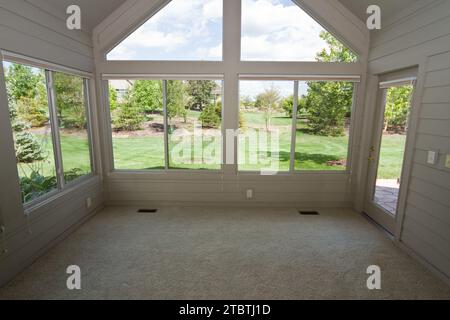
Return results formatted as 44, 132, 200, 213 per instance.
20, 112, 407, 178
18, 134, 91, 178
377, 134, 407, 179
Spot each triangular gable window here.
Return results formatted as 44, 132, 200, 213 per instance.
107, 0, 223, 61
241, 0, 357, 62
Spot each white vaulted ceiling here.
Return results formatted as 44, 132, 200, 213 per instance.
26, 0, 126, 33
28, 0, 422, 34
338, 0, 421, 23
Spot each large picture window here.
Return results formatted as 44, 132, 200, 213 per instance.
109, 79, 165, 170
107, 0, 223, 61
102, 0, 361, 176
238, 78, 355, 172
238, 80, 293, 171
53, 72, 93, 182
294, 81, 355, 171
241, 0, 357, 62
3, 60, 94, 205
108, 78, 223, 170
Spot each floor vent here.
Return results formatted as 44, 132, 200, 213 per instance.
137, 209, 158, 213
299, 211, 320, 215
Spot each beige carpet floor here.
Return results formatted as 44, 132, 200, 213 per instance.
0, 206, 449, 300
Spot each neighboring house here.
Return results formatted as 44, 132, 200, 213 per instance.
110, 79, 133, 102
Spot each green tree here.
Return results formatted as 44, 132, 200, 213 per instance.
305, 81, 354, 136
109, 86, 119, 111
6, 63, 49, 127
255, 87, 281, 131
240, 95, 254, 109
315, 31, 357, 63
384, 85, 413, 132
282, 95, 307, 118
15, 97, 48, 127
53, 72, 85, 129
5, 63, 48, 164
186, 80, 217, 111
304, 31, 356, 136
199, 105, 221, 128
5, 63, 40, 102
112, 102, 145, 131
166, 80, 188, 123
130, 80, 162, 113
15, 131, 46, 163
209, 101, 245, 129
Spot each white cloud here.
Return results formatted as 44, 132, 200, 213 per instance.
108, 0, 337, 62
241, 0, 328, 61
123, 29, 187, 49
203, 0, 222, 19
108, 0, 222, 60
240, 80, 294, 100
207, 43, 222, 59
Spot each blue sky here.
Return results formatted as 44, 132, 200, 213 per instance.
107, 0, 329, 62
107, 0, 223, 61
106, 0, 332, 98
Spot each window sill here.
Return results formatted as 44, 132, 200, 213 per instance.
24, 174, 99, 216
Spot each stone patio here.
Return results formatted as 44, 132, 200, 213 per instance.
374, 179, 400, 215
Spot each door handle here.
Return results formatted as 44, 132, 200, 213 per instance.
368, 146, 376, 161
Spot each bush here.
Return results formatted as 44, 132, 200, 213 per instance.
19, 168, 84, 203
384, 86, 413, 132
64, 168, 85, 184
112, 102, 145, 131
130, 80, 162, 113
304, 81, 354, 137
54, 72, 86, 129
16, 97, 48, 127
19, 171, 57, 203
282, 95, 308, 118
15, 131, 46, 163
12, 118, 30, 133
59, 113, 86, 130
199, 105, 221, 128
109, 86, 119, 111
200, 102, 246, 129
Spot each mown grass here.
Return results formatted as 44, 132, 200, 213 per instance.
20, 111, 406, 178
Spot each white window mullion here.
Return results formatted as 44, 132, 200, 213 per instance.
290, 81, 299, 172
162, 80, 169, 170
83, 78, 95, 174
45, 70, 65, 189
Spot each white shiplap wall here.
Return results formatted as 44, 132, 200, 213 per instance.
95, 0, 368, 210
369, 0, 450, 280
0, 0, 94, 72
0, 1, 103, 286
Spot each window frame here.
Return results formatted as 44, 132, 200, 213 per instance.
240, 0, 359, 63
96, 0, 365, 178
1, 51, 96, 210
104, 74, 225, 173
237, 75, 359, 174
105, 0, 225, 62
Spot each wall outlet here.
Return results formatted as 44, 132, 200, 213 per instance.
86, 197, 92, 208
427, 150, 438, 165
246, 189, 253, 199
